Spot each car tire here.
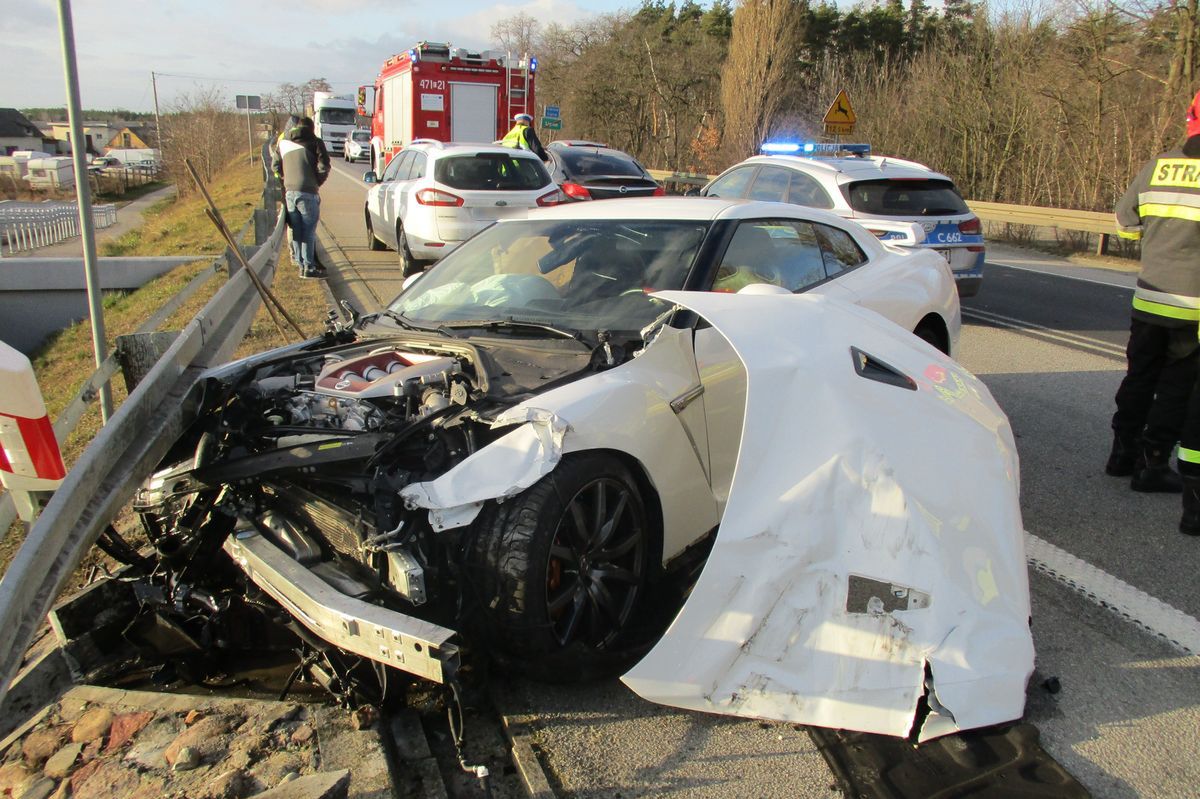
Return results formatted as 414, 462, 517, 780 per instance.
465, 452, 655, 680
365, 211, 386, 251
913, 320, 948, 355
397, 224, 421, 277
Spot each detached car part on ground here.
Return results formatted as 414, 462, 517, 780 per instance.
128, 201, 1030, 740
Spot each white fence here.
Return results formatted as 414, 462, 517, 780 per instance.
0, 201, 118, 256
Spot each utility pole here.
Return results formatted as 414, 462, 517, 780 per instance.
151, 70, 163, 154
55, 0, 111, 422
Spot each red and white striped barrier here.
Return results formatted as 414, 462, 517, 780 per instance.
0, 340, 65, 520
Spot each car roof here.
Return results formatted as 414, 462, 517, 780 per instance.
735, 154, 949, 183
409, 142, 543, 159
552, 144, 637, 159
522, 196, 858, 226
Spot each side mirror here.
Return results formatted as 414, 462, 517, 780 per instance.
364, 171, 378, 184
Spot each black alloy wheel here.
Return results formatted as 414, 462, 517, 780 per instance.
466, 452, 656, 677
545, 475, 648, 649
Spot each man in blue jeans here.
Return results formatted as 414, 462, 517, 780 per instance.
271, 117, 330, 278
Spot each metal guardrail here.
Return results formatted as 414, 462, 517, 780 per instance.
0, 203, 287, 702
645, 169, 1122, 253
0, 201, 117, 256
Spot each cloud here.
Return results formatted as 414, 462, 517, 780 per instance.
4, 0, 616, 111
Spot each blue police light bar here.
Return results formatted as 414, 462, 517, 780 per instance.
760, 141, 871, 156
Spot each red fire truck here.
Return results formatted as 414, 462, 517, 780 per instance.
360, 42, 537, 172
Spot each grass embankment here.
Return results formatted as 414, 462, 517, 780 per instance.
0, 158, 332, 585
100, 161, 263, 256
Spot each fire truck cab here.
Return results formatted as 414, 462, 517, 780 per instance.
363, 42, 537, 173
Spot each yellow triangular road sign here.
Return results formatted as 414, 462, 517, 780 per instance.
823, 90, 857, 125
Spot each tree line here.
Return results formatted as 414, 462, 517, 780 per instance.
497, 0, 1200, 213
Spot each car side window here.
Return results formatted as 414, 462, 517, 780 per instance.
711, 219, 826, 293
786, 171, 834, 209
396, 151, 419, 181
747, 167, 790, 202
705, 167, 755, 198
815, 223, 868, 277
409, 152, 428, 180
381, 151, 409, 182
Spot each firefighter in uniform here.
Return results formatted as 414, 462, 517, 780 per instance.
500, 113, 548, 161
1109, 90, 1200, 494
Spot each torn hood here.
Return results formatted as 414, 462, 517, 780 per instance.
622, 291, 1034, 740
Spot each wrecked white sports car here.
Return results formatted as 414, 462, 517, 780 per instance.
129, 198, 1031, 739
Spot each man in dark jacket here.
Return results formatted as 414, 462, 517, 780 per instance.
271, 117, 330, 278
1109, 90, 1200, 493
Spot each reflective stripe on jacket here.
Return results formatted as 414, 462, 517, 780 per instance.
1115, 150, 1200, 327
500, 123, 530, 150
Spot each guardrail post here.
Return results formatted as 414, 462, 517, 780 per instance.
253, 207, 273, 245
224, 244, 242, 276
114, 331, 180, 391
1096, 232, 1110, 256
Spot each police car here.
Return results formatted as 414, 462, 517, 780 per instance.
702, 143, 985, 297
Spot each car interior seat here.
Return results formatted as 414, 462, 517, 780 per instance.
712, 225, 781, 292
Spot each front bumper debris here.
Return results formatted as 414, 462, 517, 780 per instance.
223, 529, 460, 684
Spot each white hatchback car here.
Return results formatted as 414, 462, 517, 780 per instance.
343, 130, 371, 163
703, 143, 985, 297
363, 141, 566, 275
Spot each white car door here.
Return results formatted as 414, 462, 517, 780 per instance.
695, 217, 857, 511
381, 152, 415, 246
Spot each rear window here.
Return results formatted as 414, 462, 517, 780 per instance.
842, 179, 968, 216
351, 131, 370, 142
557, 149, 645, 178
435, 154, 551, 190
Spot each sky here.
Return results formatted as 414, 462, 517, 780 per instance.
2, 0, 626, 113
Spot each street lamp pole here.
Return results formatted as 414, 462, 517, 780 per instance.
55, 0, 112, 422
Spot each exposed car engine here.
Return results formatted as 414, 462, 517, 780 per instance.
123, 330, 581, 699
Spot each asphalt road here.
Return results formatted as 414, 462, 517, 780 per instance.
315, 160, 1200, 798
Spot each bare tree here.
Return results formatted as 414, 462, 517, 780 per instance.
161, 86, 243, 194
492, 12, 541, 56
720, 0, 805, 160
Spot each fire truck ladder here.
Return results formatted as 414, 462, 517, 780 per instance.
505, 52, 530, 122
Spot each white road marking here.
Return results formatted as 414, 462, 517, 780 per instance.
1026, 533, 1200, 655
987, 259, 1136, 289
330, 162, 370, 189
963, 307, 1127, 360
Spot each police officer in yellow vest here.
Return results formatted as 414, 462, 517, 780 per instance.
500, 113, 548, 161
1110, 90, 1200, 495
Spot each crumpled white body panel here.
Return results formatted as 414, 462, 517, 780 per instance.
621, 291, 1033, 739
399, 409, 569, 531
398, 326, 719, 557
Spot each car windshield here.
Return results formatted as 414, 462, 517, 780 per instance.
842, 179, 969, 216
557, 149, 645, 178
351, 131, 370, 142
318, 108, 356, 126
434, 154, 551, 191
387, 219, 709, 334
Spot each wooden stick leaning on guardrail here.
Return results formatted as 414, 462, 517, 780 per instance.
184, 159, 306, 341
203, 206, 292, 342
